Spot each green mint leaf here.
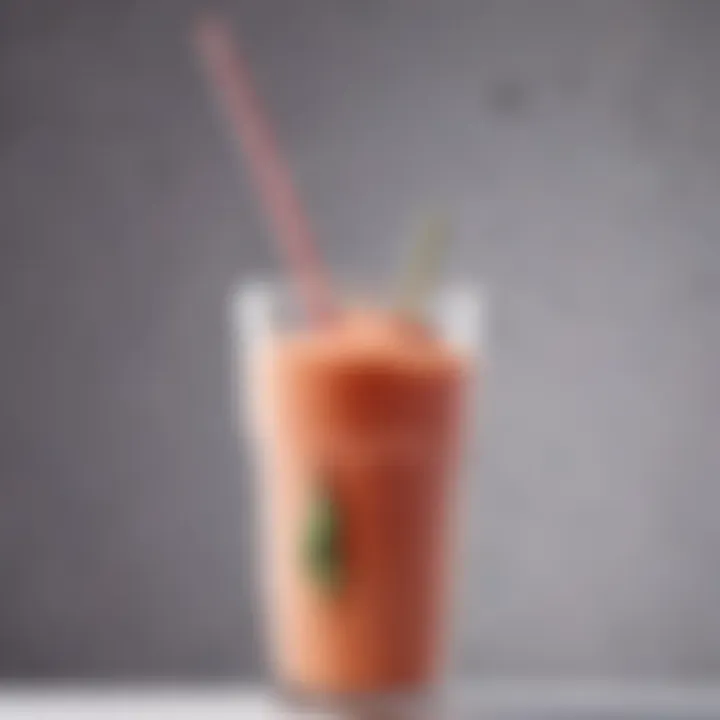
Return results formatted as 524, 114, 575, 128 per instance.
302, 483, 343, 592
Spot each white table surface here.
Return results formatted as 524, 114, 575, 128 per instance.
2, 682, 720, 718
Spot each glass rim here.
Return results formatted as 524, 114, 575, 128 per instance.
229, 276, 487, 310
229, 276, 489, 356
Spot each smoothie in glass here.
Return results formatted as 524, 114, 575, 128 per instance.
243, 300, 474, 698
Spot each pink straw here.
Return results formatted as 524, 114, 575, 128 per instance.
194, 14, 335, 323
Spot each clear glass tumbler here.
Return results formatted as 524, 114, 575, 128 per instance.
231, 280, 485, 713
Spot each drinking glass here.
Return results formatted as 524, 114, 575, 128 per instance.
231, 279, 485, 714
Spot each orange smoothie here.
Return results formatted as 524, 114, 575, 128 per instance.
255, 310, 469, 696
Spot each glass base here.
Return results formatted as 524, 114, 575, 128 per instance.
273, 680, 446, 718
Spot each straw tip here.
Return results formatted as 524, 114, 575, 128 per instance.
193, 11, 230, 51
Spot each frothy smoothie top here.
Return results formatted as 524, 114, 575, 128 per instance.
271, 309, 467, 377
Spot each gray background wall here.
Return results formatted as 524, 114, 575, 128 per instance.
1, 0, 719, 681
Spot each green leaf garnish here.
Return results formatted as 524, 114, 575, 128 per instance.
302, 482, 343, 592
